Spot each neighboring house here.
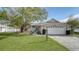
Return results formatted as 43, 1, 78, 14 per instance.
74, 27, 79, 32
0, 20, 20, 32
31, 19, 71, 35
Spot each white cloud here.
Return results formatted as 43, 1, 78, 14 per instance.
59, 13, 79, 23
74, 13, 79, 18
59, 18, 69, 23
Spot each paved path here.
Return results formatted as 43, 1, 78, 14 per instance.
49, 36, 79, 51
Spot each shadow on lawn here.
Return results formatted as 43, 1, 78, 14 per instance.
0, 32, 26, 37
0, 32, 25, 40
0, 36, 8, 40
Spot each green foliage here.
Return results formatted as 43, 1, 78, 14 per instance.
17, 7, 48, 21
0, 7, 48, 32
0, 7, 13, 20
10, 7, 48, 32
0, 10, 7, 20
66, 16, 79, 34
14, 7, 48, 26
67, 16, 79, 28
9, 14, 24, 28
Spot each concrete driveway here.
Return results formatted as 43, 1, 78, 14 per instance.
49, 36, 79, 51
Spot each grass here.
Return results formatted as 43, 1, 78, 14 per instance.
0, 33, 68, 51
74, 32, 79, 35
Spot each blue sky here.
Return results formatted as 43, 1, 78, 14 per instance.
1, 7, 79, 21
46, 7, 79, 20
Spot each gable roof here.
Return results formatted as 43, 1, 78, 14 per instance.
47, 18, 60, 23
31, 18, 67, 27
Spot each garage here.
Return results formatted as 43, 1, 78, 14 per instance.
47, 26, 66, 35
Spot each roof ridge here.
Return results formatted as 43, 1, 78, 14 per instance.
47, 18, 60, 23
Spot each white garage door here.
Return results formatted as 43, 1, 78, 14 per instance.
47, 27, 66, 35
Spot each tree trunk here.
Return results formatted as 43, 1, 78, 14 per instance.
20, 25, 24, 33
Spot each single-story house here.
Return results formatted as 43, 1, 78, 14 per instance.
31, 19, 71, 35
31, 19, 79, 35
74, 27, 79, 32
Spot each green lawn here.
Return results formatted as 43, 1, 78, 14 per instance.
0, 33, 68, 51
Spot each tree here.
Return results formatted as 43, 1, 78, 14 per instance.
0, 8, 8, 20
66, 15, 79, 34
0, 7, 48, 33
0, 7, 14, 20
10, 7, 48, 33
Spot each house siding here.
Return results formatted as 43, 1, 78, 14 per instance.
74, 28, 79, 32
